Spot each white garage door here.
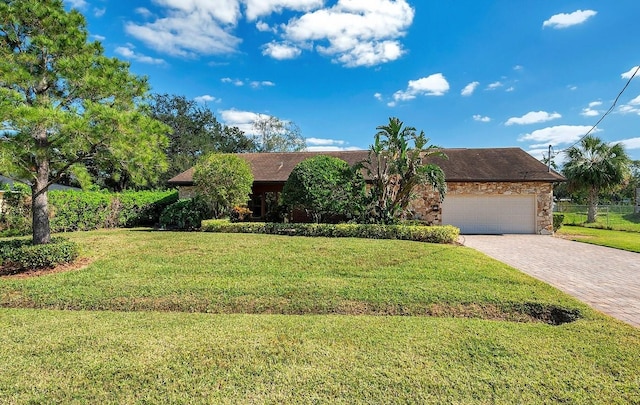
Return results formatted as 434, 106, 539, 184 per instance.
442, 195, 536, 234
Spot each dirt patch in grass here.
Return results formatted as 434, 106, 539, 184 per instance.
0, 257, 92, 279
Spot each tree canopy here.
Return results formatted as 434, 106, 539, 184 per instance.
252, 115, 306, 152
282, 155, 364, 223
147, 94, 257, 188
0, 0, 169, 243
563, 135, 630, 222
193, 153, 253, 219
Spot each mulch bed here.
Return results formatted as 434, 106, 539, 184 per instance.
0, 257, 91, 279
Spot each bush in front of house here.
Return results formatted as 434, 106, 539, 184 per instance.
201, 220, 460, 244
160, 197, 211, 230
281, 155, 365, 223
0, 237, 79, 270
553, 213, 564, 232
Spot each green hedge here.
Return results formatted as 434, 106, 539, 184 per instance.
160, 198, 211, 230
48, 190, 178, 232
0, 237, 78, 270
553, 213, 564, 232
201, 220, 460, 244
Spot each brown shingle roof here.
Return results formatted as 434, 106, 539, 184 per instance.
167, 148, 565, 185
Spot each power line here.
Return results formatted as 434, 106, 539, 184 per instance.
560, 65, 640, 154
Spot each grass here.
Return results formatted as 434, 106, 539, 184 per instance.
1, 229, 639, 403
0, 229, 582, 318
561, 210, 640, 233
556, 225, 640, 253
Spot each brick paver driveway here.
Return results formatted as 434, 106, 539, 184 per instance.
462, 235, 640, 328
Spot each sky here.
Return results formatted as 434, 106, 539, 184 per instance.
64, 0, 640, 162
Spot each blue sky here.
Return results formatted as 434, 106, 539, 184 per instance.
65, 0, 640, 162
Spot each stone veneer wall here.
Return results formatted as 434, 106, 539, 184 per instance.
178, 186, 196, 199
409, 181, 555, 234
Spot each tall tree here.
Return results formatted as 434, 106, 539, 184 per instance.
563, 136, 630, 223
359, 117, 447, 224
252, 115, 306, 152
147, 94, 257, 187
0, 0, 169, 244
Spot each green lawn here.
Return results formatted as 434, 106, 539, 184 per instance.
1, 229, 639, 403
561, 210, 640, 232
557, 225, 640, 253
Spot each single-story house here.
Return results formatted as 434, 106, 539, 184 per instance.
168, 148, 565, 234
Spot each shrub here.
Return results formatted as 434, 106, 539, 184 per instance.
49, 190, 178, 231
0, 237, 78, 270
193, 153, 253, 218
160, 198, 211, 230
553, 213, 564, 232
230, 206, 252, 222
201, 220, 459, 244
0, 186, 32, 237
281, 155, 365, 223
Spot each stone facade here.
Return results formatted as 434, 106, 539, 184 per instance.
408, 181, 555, 234
178, 186, 196, 199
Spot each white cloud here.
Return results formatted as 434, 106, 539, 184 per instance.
505, 86, 515, 92
262, 41, 303, 60
221, 77, 245, 86
513, 65, 523, 71
244, 0, 324, 21
255, 21, 272, 32
123, 0, 414, 67
617, 95, 640, 115
125, 0, 242, 58
391, 73, 450, 105
307, 138, 345, 146
621, 66, 640, 79
306, 145, 362, 152
486, 81, 503, 90
519, 125, 598, 147
194, 95, 219, 103
581, 101, 602, 117
219, 109, 268, 134
305, 137, 361, 151
92, 34, 106, 41
543, 9, 597, 29
505, 111, 562, 126
250, 81, 275, 88
374, 92, 383, 101
64, 0, 87, 9
461, 81, 479, 97
274, 0, 415, 67
114, 46, 166, 65
473, 115, 491, 123
616, 137, 640, 150
94, 8, 106, 17
568, 85, 578, 91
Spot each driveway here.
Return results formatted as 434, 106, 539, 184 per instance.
461, 235, 640, 328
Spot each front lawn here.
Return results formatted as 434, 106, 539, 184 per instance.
1, 229, 638, 403
556, 225, 640, 253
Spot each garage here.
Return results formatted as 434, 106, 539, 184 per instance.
442, 195, 536, 234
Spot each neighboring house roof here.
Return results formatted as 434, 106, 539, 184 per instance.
167, 148, 565, 186
0, 175, 82, 191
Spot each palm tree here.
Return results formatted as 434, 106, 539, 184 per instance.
361, 117, 447, 223
563, 136, 630, 223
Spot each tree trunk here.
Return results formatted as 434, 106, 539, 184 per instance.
586, 188, 598, 223
32, 126, 51, 245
